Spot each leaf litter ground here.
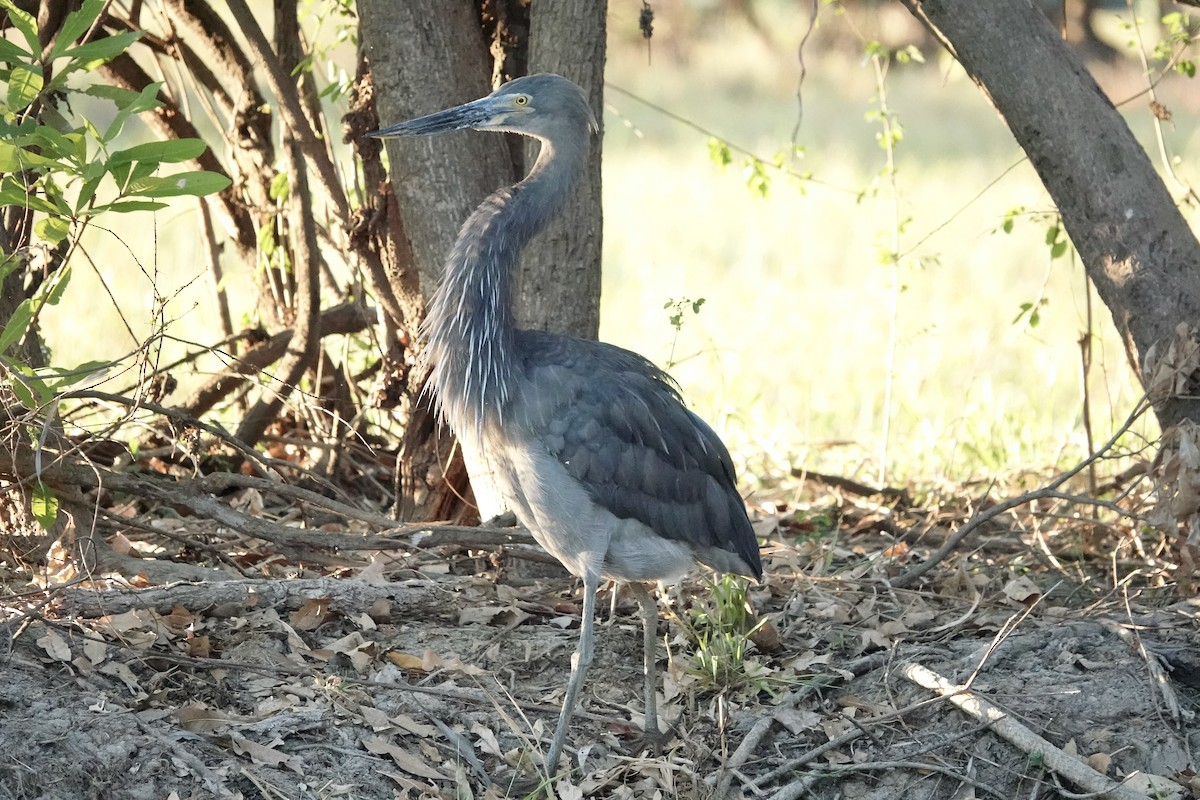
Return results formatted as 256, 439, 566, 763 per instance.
1, 470, 1199, 800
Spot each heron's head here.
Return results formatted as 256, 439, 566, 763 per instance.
368, 73, 597, 143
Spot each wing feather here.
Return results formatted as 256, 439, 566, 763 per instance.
512, 331, 761, 579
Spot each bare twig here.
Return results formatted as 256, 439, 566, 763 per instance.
236, 136, 322, 447
888, 400, 1149, 589
176, 302, 372, 420
902, 662, 1154, 800
224, 0, 349, 222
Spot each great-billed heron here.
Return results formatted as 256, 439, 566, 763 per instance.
369, 73, 762, 776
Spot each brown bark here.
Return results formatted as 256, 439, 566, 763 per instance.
357, 0, 512, 295
358, 1, 608, 520
177, 302, 372, 421
904, 0, 1200, 433
236, 137, 323, 447
518, 1, 606, 338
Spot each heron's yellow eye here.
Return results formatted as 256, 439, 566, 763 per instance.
514, 95, 529, 106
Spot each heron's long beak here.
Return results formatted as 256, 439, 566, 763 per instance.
367, 97, 495, 139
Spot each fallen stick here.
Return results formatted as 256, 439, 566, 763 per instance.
56, 577, 446, 618
901, 662, 1151, 800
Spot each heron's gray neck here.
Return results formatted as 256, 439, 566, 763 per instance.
423, 138, 585, 440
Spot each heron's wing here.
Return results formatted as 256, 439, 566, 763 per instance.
513, 331, 761, 579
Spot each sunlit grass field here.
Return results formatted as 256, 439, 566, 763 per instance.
598, 6, 1197, 486
39, 4, 1199, 488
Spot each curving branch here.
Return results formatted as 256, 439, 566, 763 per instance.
99, 45, 256, 258
224, 0, 350, 224
177, 302, 371, 421
235, 136, 323, 447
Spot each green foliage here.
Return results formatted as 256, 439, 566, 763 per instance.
1156, 12, 1197, 77
707, 137, 733, 169
1013, 298, 1049, 329
743, 158, 771, 198
664, 297, 705, 331
0, 0, 230, 426
31, 481, 59, 529
686, 574, 771, 696
295, 0, 359, 101
1044, 223, 1069, 260
706, 137, 806, 198
999, 210, 1072, 331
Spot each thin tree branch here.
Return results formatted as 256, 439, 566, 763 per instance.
177, 302, 371, 420
224, 0, 350, 223
888, 400, 1150, 589
235, 136, 323, 447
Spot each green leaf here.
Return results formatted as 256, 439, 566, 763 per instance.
50, 0, 105, 60
31, 481, 59, 529
108, 160, 132, 190
85, 199, 168, 214
44, 266, 72, 306
8, 379, 36, 409
74, 173, 104, 213
103, 81, 163, 143
126, 171, 231, 198
22, 125, 80, 164
7, 64, 44, 109
58, 31, 142, 72
1050, 239, 1068, 259
1044, 225, 1060, 245
258, 224, 277, 257
1012, 302, 1032, 325
0, 177, 64, 214
0, 1, 41, 54
127, 160, 158, 185
0, 36, 31, 62
43, 359, 111, 391
0, 252, 19, 282
34, 216, 71, 245
0, 141, 59, 171
82, 83, 141, 107
707, 138, 733, 170
0, 297, 33, 354
269, 171, 290, 202
109, 138, 207, 166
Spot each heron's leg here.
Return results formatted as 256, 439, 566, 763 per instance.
629, 582, 660, 742
543, 571, 599, 775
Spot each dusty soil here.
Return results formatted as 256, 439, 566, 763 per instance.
2, 486, 1199, 800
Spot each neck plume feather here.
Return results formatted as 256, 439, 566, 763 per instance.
421, 140, 582, 444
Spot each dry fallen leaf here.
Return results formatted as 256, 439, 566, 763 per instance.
1002, 576, 1042, 605
290, 597, 332, 631
458, 605, 531, 629
174, 701, 236, 735
471, 723, 503, 757
356, 556, 390, 586
359, 705, 393, 732
364, 736, 448, 781
229, 733, 302, 773
37, 630, 72, 662
1086, 751, 1112, 774
82, 637, 107, 665
97, 660, 142, 694
385, 649, 485, 676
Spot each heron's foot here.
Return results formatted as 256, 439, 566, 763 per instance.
625, 724, 675, 756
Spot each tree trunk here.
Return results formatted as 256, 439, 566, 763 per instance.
902, 0, 1200, 433
518, 2, 606, 338
358, 0, 607, 521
